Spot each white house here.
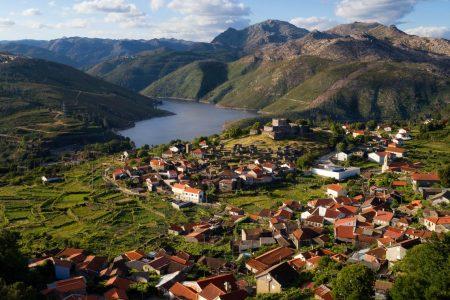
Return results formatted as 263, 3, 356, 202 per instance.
326, 184, 347, 198
386, 147, 406, 158
171, 183, 206, 203
368, 152, 389, 164
311, 165, 360, 180
335, 152, 352, 162
386, 239, 421, 263
423, 217, 450, 233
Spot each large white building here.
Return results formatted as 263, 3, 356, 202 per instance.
312, 165, 360, 180
171, 183, 206, 203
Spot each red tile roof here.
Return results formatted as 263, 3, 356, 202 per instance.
199, 283, 225, 300
411, 173, 440, 181
169, 282, 198, 300
124, 250, 145, 261
335, 226, 355, 240
426, 216, 450, 225
53, 276, 86, 293
327, 184, 345, 192
104, 287, 128, 300
197, 273, 237, 291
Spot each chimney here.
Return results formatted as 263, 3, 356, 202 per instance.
224, 281, 231, 293
186, 143, 191, 154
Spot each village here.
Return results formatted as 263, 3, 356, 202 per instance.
24, 119, 450, 299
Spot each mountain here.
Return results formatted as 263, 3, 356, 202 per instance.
0, 53, 166, 161
0, 43, 76, 66
0, 37, 221, 69
142, 60, 228, 100
87, 48, 237, 92
212, 19, 309, 53
147, 22, 450, 121
328, 22, 450, 56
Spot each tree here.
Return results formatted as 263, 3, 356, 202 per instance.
438, 164, 450, 187
366, 120, 377, 131
390, 234, 450, 300
251, 121, 261, 130
333, 264, 375, 300
336, 142, 346, 153
314, 256, 342, 285
0, 230, 28, 283
0, 279, 37, 300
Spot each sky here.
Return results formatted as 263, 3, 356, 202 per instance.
0, 0, 449, 41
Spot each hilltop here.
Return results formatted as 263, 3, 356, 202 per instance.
0, 53, 166, 168
145, 21, 450, 121
212, 19, 309, 53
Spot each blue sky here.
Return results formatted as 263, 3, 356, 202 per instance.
0, 0, 449, 41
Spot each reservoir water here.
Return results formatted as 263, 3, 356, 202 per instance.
118, 99, 257, 147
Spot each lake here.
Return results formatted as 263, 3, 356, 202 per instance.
118, 99, 257, 147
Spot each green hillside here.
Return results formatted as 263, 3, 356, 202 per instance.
0, 54, 166, 168
88, 50, 230, 92
142, 60, 228, 100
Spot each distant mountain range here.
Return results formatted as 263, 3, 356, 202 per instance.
1, 20, 450, 121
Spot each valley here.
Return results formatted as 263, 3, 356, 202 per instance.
0, 16, 449, 300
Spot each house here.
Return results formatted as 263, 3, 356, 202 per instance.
423, 216, 450, 233
311, 165, 360, 180
42, 276, 87, 300
192, 149, 205, 159
368, 152, 389, 164
169, 282, 198, 300
335, 152, 352, 162
246, 247, 295, 273
219, 179, 237, 192
314, 284, 333, 300
172, 183, 206, 203
51, 258, 72, 280
104, 287, 128, 300
124, 250, 146, 261
255, 262, 299, 294
290, 227, 322, 249
352, 130, 365, 138
386, 238, 421, 263
373, 211, 394, 226
411, 173, 440, 190
304, 215, 324, 228
150, 159, 167, 171
385, 147, 406, 158
326, 184, 347, 198
77, 255, 108, 276
41, 176, 64, 184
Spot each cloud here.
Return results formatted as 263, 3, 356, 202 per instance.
74, 0, 150, 28
290, 17, 338, 31
74, 0, 137, 14
22, 8, 42, 16
0, 18, 15, 28
153, 0, 251, 41
335, 0, 419, 24
150, 0, 166, 11
405, 26, 450, 39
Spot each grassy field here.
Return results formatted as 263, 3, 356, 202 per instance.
0, 157, 191, 257
404, 126, 450, 171
222, 131, 330, 151
219, 176, 333, 214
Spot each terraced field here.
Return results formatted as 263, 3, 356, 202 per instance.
0, 157, 189, 257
